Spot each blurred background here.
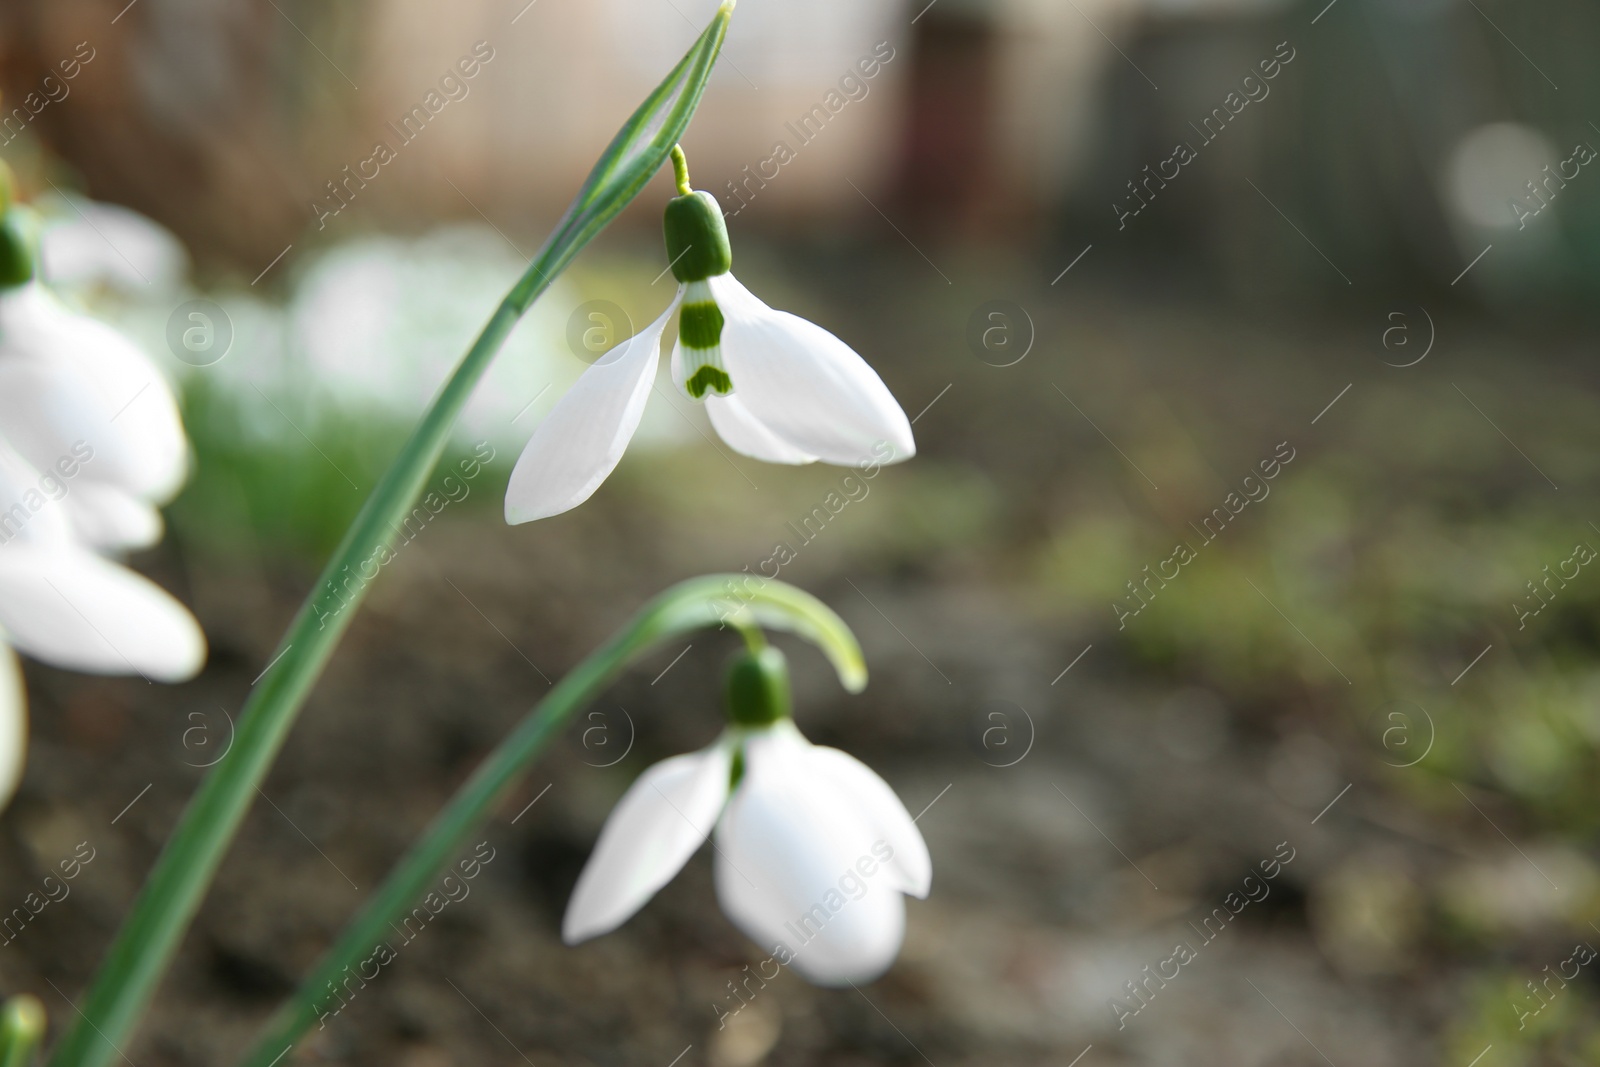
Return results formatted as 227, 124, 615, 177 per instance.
2, 0, 1598, 1063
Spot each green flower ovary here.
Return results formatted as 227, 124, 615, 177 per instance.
725, 646, 792, 727
662, 189, 733, 283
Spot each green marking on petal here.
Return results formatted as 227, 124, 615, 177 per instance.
679, 301, 725, 349
685, 364, 732, 398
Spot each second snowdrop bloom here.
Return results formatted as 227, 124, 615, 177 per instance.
0, 182, 205, 809
562, 646, 930, 986
505, 147, 914, 523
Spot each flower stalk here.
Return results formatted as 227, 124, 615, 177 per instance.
46, 7, 735, 1066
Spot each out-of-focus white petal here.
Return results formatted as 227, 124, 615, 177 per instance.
705, 394, 817, 465
0, 544, 205, 682
0, 643, 27, 812
0, 440, 75, 547
708, 274, 915, 467
505, 292, 681, 524
61, 483, 164, 551
563, 739, 732, 944
714, 723, 909, 986
40, 197, 189, 293
800, 744, 931, 898
0, 285, 188, 503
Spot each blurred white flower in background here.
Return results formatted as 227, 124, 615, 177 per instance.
37, 193, 189, 294
285, 228, 582, 448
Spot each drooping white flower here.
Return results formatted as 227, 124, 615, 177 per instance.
0, 196, 205, 807
505, 158, 914, 524
562, 648, 930, 986
0, 282, 188, 550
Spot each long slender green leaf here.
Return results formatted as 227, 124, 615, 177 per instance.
237, 576, 860, 1066
47, 7, 733, 1066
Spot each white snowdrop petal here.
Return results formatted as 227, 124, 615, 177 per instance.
0, 285, 188, 504
0, 544, 206, 681
0, 440, 75, 547
705, 394, 816, 465
505, 294, 680, 524
713, 725, 910, 986
0, 644, 27, 812
61, 482, 164, 551
800, 744, 932, 898
708, 274, 915, 467
563, 741, 732, 944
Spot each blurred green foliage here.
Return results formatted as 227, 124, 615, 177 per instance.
167, 375, 500, 561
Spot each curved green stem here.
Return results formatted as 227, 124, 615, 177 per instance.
47, 8, 734, 1067
671, 144, 694, 196
238, 575, 860, 1066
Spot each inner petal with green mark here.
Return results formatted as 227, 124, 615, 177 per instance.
678, 279, 732, 399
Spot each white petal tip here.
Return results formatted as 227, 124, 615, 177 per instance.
795, 960, 895, 988
503, 490, 582, 525
149, 629, 208, 684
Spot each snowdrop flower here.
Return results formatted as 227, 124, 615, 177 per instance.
563, 646, 930, 986
505, 146, 914, 523
0, 189, 205, 806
